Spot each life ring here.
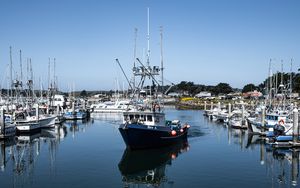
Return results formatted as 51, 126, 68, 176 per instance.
278, 119, 284, 125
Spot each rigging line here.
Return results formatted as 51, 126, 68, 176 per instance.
115, 59, 133, 90
130, 76, 144, 101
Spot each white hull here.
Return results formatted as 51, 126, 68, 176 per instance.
39, 116, 56, 128
228, 120, 247, 129
55, 115, 66, 124
92, 108, 126, 113
16, 116, 56, 132
248, 120, 267, 135
16, 122, 40, 131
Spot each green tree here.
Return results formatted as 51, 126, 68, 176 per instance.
213, 83, 232, 95
177, 81, 195, 95
242, 83, 257, 93
80, 90, 87, 97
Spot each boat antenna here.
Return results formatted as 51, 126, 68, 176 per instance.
146, 7, 150, 67
160, 26, 164, 93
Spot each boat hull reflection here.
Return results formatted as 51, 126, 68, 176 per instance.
118, 141, 189, 186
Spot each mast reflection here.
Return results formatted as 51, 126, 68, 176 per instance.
0, 125, 68, 187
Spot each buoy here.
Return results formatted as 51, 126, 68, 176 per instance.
180, 128, 184, 133
171, 154, 176, 159
187, 124, 191, 128
171, 130, 176, 136
278, 119, 284, 125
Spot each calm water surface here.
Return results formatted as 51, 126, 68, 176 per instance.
0, 108, 298, 188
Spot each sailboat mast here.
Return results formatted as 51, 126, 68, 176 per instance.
48, 58, 51, 91
9, 46, 13, 100
280, 61, 283, 86
275, 71, 278, 94
133, 28, 137, 89
54, 58, 56, 90
268, 59, 272, 107
290, 58, 293, 104
29, 58, 34, 101
19, 50, 23, 83
280, 61, 285, 110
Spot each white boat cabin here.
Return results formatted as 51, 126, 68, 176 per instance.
123, 111, 165, 126
266, 113, 288, 126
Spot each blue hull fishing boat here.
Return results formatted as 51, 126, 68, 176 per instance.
119, 111, 189, 149
117, 9, 189, 149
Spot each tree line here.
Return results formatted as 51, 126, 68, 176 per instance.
3, 71, 298, 98
165, 71, 300, 96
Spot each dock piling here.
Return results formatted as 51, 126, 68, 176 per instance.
36, 106, 39, 121
72, 101, 75, 113
242, 104, 245, 125
261, 106, 265, 128
228, 103, 231, 117
293, 108, 299, 143
0, 109, 5, 135
292, 149, 299, 186
56, 105, 60, 115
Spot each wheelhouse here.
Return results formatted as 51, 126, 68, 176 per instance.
123, 111, 165, 126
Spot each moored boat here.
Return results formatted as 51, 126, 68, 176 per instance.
64, 109, 87, 120
118, 9, 190, 149
119, 109, 189, 149
14, 108, 56, 133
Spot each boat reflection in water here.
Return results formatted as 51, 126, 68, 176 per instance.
64, 118, 93, 138
227, 126, 300, 187
0, 137, 16, 172
267, 148, 300, 187
0, 125, 68, 188
118, 141, 189, 187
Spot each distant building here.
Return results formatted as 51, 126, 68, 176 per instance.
168, 92, 181, 97
227, 92, 242, 97
92, 93, 107, 98
290, 93, 299, 98
242, 90, 262, 98
195, 91, 211, 98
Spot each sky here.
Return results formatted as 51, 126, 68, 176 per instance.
0, 0, 300, 91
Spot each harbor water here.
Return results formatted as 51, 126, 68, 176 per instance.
0, 107, 298, 188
